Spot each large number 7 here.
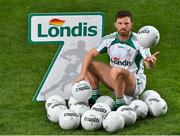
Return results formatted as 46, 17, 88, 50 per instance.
28, 13, 103, 101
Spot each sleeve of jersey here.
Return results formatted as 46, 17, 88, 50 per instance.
95, 39, 109, 54
139, 47, 152, 59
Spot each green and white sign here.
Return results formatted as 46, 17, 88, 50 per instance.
28, 13, 104, 101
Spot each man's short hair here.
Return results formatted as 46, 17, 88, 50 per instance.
115, 10, 132, 22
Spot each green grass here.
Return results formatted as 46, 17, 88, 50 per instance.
0, 0, 180, 134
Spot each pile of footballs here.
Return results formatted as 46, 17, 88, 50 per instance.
46, 80, 168, 132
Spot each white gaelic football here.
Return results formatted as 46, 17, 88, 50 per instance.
70, 103, 90, 117
137, 25, 160, 48
81, 110, 102, 131
96, 96, 115, 110
59, 109, 80, 130
45, 95, 66, 110
91, 102, 111, 118
103, 111, 124, 132
72, 80, 92, 101
145, 97, 168, 117
68, 96, 88, 108
116, 105, 137, 126
130, 100, 148, 119
141, 90, 161, 102
124, 95, 137, 105
47, 104, 68, 123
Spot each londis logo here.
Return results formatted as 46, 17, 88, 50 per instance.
49, 18, 65, 26
76, 85, 91, 92
64, 113, 79, 117
138, 28, 150, 34
84, 117, 100, 123
91, 107, 107, 113
121, 107, 134, 112
38, 18, 97, 37
110, 57, 132, 66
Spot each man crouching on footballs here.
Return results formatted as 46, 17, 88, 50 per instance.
75, 10, 159, 109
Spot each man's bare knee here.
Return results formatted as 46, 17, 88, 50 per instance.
111, 67, 128, 80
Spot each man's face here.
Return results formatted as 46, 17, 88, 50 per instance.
114, 17, 133, 36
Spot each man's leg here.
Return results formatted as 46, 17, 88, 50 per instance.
111, 67, 136, 107
87, 61, 136, 95
85, 61, 136, 107
85, 70, 100, 104
85, 61, 114, 104
86, 61, 114, 90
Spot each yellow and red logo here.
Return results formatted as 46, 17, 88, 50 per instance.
49, 18, 65, 26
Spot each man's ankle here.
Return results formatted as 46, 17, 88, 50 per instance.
115, 96, 126, 109
88, 89, 100, 106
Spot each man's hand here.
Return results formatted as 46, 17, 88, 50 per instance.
144, 51, 160, 69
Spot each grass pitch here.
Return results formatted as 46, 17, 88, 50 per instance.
0, 0, 180, 135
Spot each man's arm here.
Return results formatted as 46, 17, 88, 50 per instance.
75, 48, 100, 82
144, 51, 160, 70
